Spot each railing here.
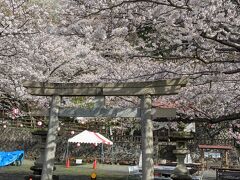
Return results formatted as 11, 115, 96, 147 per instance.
113, 134, 173, 144
216, 168, 240, 180
113, 135, 235, 147
0, 116, 235, 147
113, 136, 142, 143
193, 139, 235, 146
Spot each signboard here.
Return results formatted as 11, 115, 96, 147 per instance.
204, 152, 221, 158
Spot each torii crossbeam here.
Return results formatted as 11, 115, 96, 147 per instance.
23, 78, 187, 180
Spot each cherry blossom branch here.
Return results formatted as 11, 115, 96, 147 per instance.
81, 0, 191, 18
131, 54, 240, 65
201, 32, 240, 52
47, 59, 74, 78
130, 54, 196, 60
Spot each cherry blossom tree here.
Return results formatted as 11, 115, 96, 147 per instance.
0, 0, 239, 135
0, 0, 51, 96
54, 0, 239, 123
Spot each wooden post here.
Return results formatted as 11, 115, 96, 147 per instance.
41, 95, 60, 180
156, 143, 159, 165
201, 149, 204, 171
141, 95, 154, 180
224, 150, 229, 168
101, 143, 104, 163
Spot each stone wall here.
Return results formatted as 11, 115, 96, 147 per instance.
0, 128, 177, 165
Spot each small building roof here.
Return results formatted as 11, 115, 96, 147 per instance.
198, 144, 232, 150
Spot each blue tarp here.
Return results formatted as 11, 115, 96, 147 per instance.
0, 150, 24, 167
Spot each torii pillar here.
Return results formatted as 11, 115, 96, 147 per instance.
23, 78, 187, 180
141, 95, 154, 180
41, 95, 60, 180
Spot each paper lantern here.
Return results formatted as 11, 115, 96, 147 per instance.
80, 121, 85, 124
37, 121, 42, 126
12, 108, 20, 115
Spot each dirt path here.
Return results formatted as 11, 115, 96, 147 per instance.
0, 159, 217, 180
0, 159, 128, 180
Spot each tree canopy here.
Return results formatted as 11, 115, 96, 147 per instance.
0, 0, 239, 128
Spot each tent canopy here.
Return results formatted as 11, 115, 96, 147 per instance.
68, 130, 113, 145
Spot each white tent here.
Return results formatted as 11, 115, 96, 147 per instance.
66, 130, 113, 162
68, 130, 113, 145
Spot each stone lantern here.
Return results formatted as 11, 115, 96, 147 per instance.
170, 122, 193, 180
25, 130, 58, 180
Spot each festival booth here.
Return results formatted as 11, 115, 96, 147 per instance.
66, 130, 113, 165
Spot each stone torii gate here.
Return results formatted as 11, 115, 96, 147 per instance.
23, 78, 187, 180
